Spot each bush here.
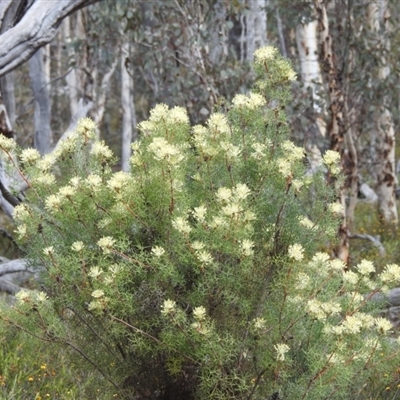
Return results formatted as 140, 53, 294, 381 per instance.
1, 46, 400, 399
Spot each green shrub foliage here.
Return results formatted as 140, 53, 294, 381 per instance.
1, 47, 400, 399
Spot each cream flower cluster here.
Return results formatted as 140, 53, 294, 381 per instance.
97, 236, 116, 254
192, 113, 232, 159
323, 150, 341, 175
232, 92, 266, 110
138, 104, 189, 134
0, 133, 16, 152
148, 137, 184, 166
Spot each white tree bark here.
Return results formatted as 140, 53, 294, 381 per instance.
0, 0, 102, 77
63, 16, 79, 118
121, 41, 134, 172
92, 58, 118, 129
296, 18, 326, 174
245, 0, 267, 62
367, 0, 398, 225
29, 47, 53, 155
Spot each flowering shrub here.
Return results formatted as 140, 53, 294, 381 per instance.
1, 47, 400, 399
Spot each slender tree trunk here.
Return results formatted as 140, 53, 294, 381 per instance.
367, 0, 398, 225
314, 0, 349, 262
63, 16, 79, 118
121, 41, 136, 172
296, 18, 326, 170
29, 47, 52, 154
245, 0, 267, 62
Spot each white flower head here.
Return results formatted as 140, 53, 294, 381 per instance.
288, 243, 304, 261
108, 171, 131, 192
253, 317, 267, 330
161, 299, 176, 316
90, 141, 113, 160
0, 134, 16, 152
232, 92, 266, 110
222, 203, 242, 216
58, 185, 76, 199
45, 194, 62, 211
221, 142, 241, 159
85, 174, 102, 191
91, 289, 105, 298
15, 290, 31, 303
168, 106, 189, 125
323, 150, 341, 166
16, 224, 27, 239
43, 246, 54, 256
196, 250, 213, 265
88, 266, 103, 279
193, 306, 207, 321
148, 137, 184, 165
35, 291, 48, 303
216, 187, 232, 203
77, 117, 97, 136
233, 183, 251, 201
33, 173, 56, 186
207, 113, 230, 136
328, 259, 346, 271
254, 46, 278, 63
357, 259, 375, 276
20, 148, 40, 164
88, 300, 103, 312
380, 263, 400, 283
298, 216, 314, 229
151, 246, 166, 257
240, 239, 254, 256
192, 205, 207, 223
277, 158, 291, 178
71, 241, 84, 252
36, 154, 56, 172
342, 270, 359, 286
274, 343, 290, 361
374, 317, 392, 334
13, 204, 30, 222
328, 202, 344, 215
172, 217, 192, 234
342, 314, 363, 334
97, 236, 116, 254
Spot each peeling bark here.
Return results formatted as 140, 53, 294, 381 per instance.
367, 1, 398, 225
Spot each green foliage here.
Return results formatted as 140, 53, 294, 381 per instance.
0, 322, 114, 399
1, 47, 400, 399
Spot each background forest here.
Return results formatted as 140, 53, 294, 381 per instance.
1, 0, 400, 399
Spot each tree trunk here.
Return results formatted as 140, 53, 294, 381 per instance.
121, 41, 136, 172
245, 0, 268, 62
367, 0, 398, 225
314, 0, 349, 263
29, 48, 53, 154
296, 18, 326, 171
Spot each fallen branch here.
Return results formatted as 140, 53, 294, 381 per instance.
0, 258, 36, 277
348, 232, 385, 256
0, 278, 23, 295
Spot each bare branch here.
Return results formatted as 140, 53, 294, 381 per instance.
0, 0, 102, 77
